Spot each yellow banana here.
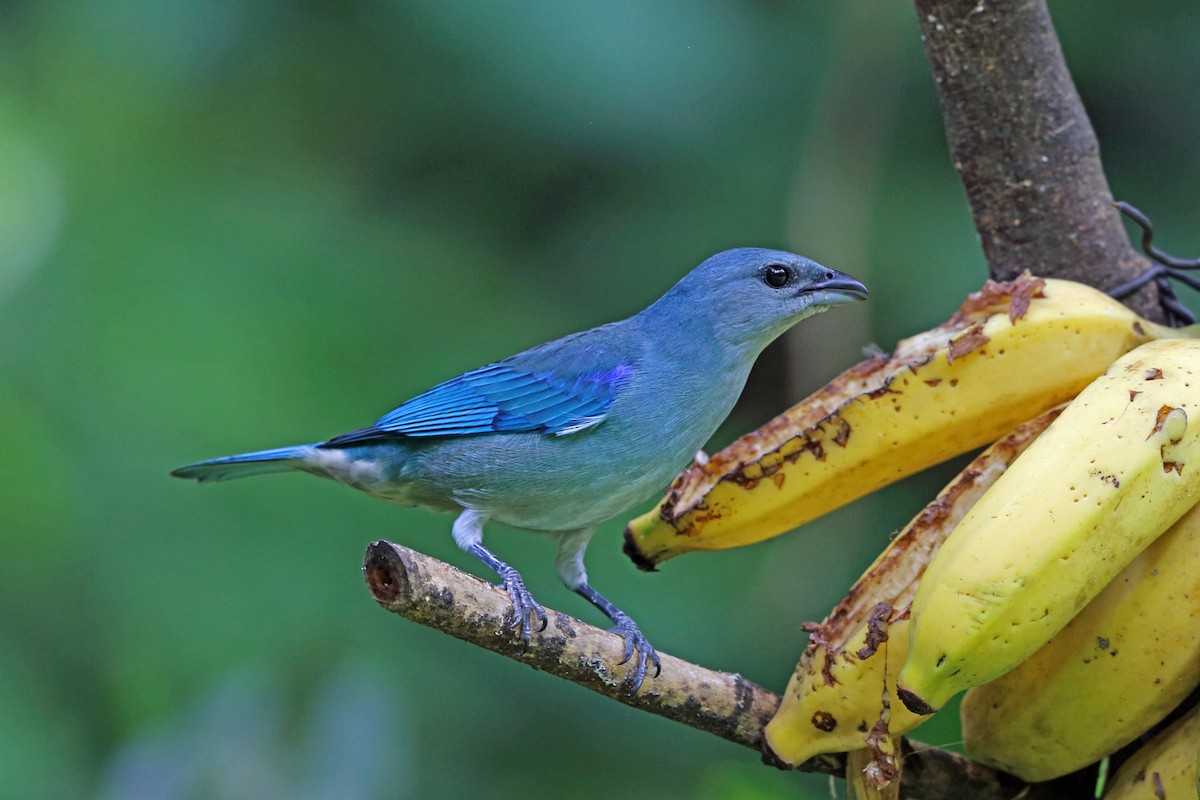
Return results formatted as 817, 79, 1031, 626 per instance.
625, 275, 1186, 569
763, 409, 1059, 768
1102, 702, 1200, 800
959, 499, 1200, 782
897, 338, 1200, 716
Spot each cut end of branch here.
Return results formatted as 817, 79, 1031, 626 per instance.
363, 540, 413, 607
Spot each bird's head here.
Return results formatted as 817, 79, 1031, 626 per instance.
647, 248, 868, 354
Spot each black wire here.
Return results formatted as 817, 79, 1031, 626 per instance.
1108, 201, 1198, 326
1115, 201, 1200, 270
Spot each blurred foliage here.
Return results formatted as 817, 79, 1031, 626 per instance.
0, 1, 1196, 798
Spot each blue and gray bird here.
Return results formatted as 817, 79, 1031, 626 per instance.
172, 248, 867, 688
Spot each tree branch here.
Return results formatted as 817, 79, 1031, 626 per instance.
362, 541, 1027, 800
912, 0, 1159, 318
362, 540, 780, 749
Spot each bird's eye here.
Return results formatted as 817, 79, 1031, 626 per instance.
763, 265, 790, 289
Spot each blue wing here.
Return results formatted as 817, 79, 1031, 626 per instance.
323, 357, 634, 446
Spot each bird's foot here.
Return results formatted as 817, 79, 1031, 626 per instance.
609, 612, 661, 692
571, 581, 662, 692
497, 566, 548, 641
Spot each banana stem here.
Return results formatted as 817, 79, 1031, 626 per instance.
362, 541, 1032, 799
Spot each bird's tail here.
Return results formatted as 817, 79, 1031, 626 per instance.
171, 445, 316, 483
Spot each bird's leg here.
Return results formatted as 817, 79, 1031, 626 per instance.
574, 583, 662, 691
554, 529, 661, 691
452, 508, 547, 640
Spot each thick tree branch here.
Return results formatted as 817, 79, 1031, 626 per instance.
912, 0, 1158, 318
362, 541, 1028, 800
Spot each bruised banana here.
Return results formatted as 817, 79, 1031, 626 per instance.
897, 338, 1200, 716
1102, 702, 1200, 800
762, 409, 1059, 769
959, 498, 1200, 782
624, 274, 1188, 569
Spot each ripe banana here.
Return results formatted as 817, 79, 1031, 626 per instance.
897, 338, 1200, 716
959, 498, 1200, 782
624, 275, 1185, 569
763, 409, 1059, 769
1102, 702, 1200, 800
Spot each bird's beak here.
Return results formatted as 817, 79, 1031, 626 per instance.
798, 269, 869, 306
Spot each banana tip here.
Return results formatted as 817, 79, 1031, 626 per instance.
896, 685, 939, 716
759, 741, 793, 771
622, 528, 659, 572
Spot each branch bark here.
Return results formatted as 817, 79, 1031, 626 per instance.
912, 0, 1159, 318
363, 541, 1028, 800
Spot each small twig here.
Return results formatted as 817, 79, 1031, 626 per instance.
362, 541, 1028, 800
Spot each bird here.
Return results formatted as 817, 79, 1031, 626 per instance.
172, 248, 868, 689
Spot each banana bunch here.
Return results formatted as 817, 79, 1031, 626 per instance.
896, 338, 1200, 715
1102, 703, 1200, 800
763, 408, 1060, 768
623, 275, 1181, 568
618, 272, 1200, 786
958, 497, 1200, 782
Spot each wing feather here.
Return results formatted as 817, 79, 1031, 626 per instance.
322, 359, 633, 446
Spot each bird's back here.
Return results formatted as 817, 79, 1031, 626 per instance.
363, 314, 752, 531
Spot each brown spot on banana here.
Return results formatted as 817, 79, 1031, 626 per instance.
811, 711, 837, 732
1148, 405, 1187, 443
947, 323, 990, 363
1149, 406, 1189, 473
856, 603, 894, 660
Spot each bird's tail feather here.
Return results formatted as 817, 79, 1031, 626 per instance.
171, 445, 315, 483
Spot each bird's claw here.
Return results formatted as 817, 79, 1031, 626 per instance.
499, 569, 548, 641
610, 614, 661, 692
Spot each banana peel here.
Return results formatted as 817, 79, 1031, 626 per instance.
1103, 702, 1200, 800
898, 338, 1200, 715
625, 274, 1187, 569
762, 408, 1060, 768
959, 496, 1200, 782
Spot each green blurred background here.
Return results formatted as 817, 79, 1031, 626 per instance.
1, 1, 1196, 798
